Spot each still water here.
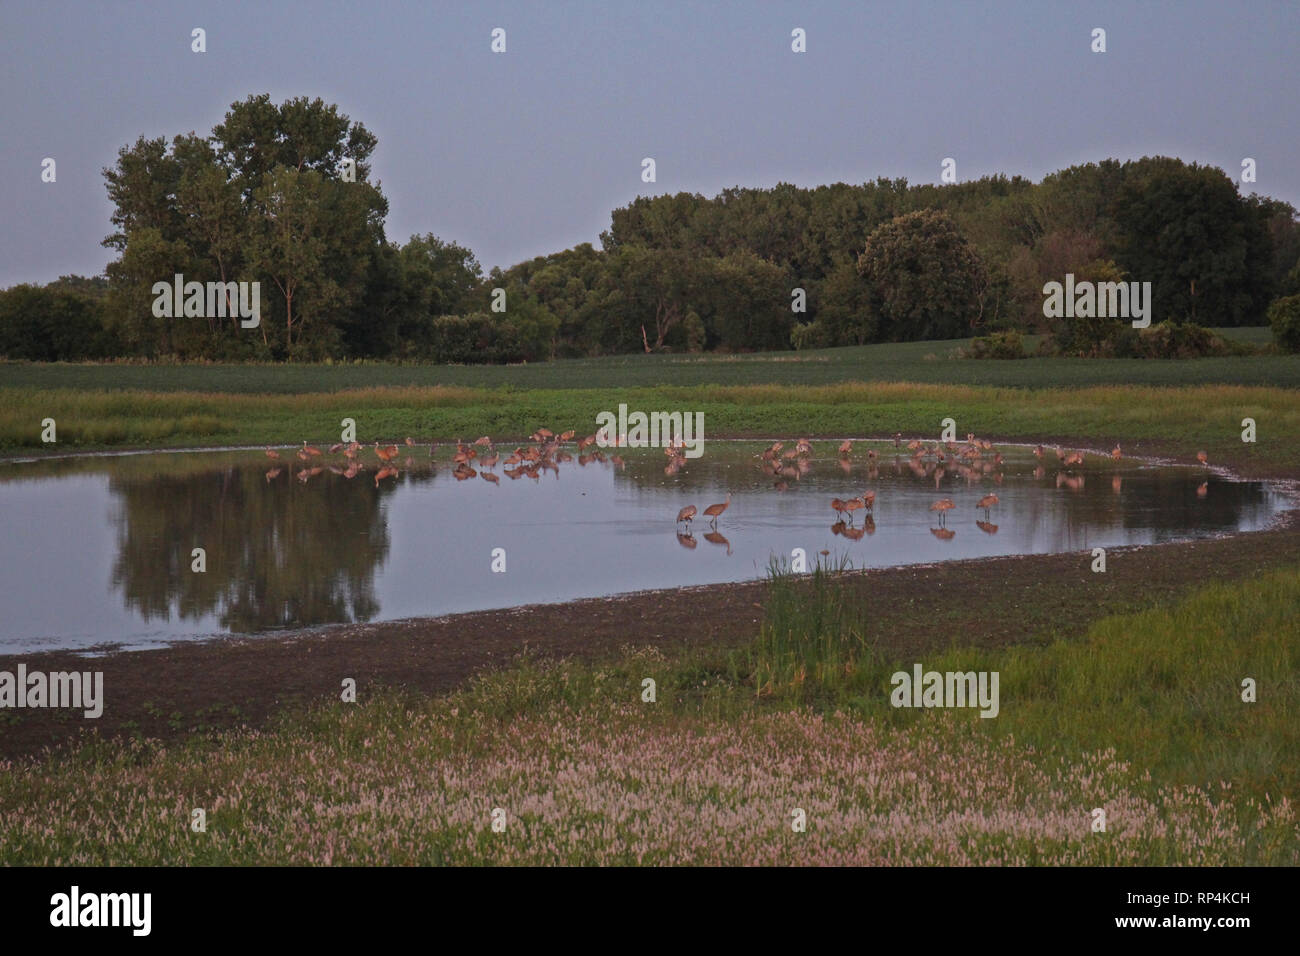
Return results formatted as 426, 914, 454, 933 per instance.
0, 441, 1288, 653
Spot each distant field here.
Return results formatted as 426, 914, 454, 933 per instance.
1, 330, 1295, 393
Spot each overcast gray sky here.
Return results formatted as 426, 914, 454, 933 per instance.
2, 0, 1297, 288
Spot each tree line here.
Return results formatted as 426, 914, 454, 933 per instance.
3, 94, 1299, 362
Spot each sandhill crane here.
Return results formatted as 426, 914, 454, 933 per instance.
1197, 450, 1208, 465
303, 441, 322, 457
329, 443, 343, 454
265, 448, 280, 459
976, 493, 998, 517
559, 430, 575, 442
839, 440, 853, 455
860, 490, 876, 512
474, 436, 492, 447
676, 504, 697, 528
831, 498, 851, 521
703, 493, 731, 527
1112, 444, 1122, 460
929, 498, 956, 526
265, 467, 281, 482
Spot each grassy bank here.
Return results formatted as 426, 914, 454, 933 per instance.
2, 382, 1296, 474
2, 566, 1296, 865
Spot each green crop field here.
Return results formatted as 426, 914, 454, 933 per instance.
1, 330, 1296, 394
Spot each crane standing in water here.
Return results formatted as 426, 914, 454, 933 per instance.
703, 493, 731, 528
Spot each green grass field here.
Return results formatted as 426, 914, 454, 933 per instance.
1, 330, 1296, 394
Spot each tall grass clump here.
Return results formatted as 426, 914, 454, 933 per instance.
735, 555, 878, 700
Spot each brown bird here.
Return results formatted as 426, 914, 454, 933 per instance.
839, 439, 853, 455
1197, 450, 1208, 465
559, 430, 575, 442
265, 448, 280, 459
860, 490, 876, 512
830, 498, 851, 520
1111, 444, 1122, 460
405, 437, 415, 447
976, 493, 998, 516
303, 441, 322, 457
929, 498, 956, 526
676, 504, 697, 528
329, 443, 343, 454
703, 493, 731, 526
265, 467, 281, 482
1197, 481, 1208, 498
474, 436, 492, 447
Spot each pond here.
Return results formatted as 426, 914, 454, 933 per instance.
0, 440, 1289, 653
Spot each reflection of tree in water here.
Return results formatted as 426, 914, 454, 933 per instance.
110, 464, 405, 632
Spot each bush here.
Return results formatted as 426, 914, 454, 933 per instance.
1268, 295, 1300, 353
1129, 322, 1230, 359
967, 330, 1026, 359
790, 321, 829, 351
424, 313, 524, 364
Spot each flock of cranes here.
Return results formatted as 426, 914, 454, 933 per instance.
674, 432, 1214, 546
261, 429, 1214, 548
261, 430, 626, 487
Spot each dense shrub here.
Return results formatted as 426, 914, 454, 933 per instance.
967, 330, 1026, 359
425, 313, 524, 364
0, 284, 119, 360
1268, 295, 1300, 353
790, 321, 829, 351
